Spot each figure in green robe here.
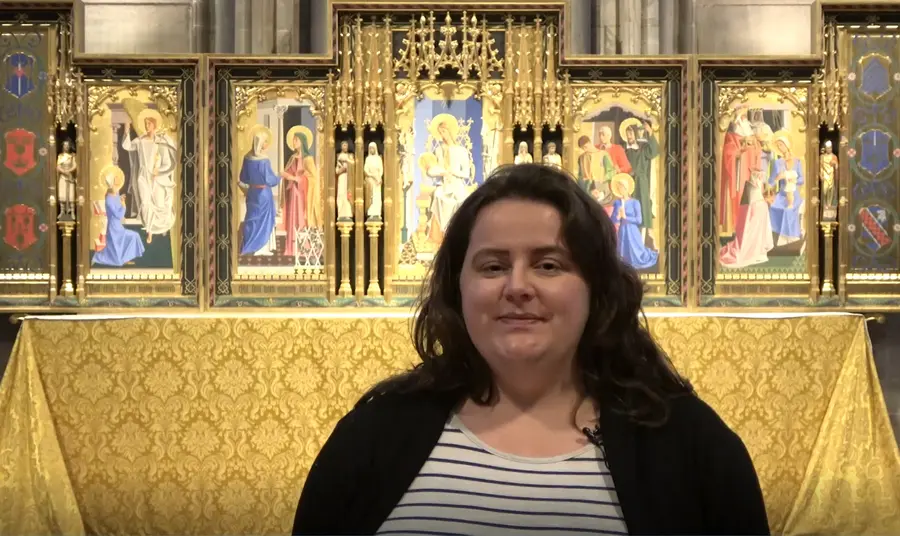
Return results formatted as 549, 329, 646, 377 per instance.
576, 135, 616, 206
623, 121, 659, 232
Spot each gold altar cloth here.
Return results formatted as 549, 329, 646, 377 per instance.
1, 313, 898, 535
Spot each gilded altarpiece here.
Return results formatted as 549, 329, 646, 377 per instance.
698, 62, 823, 307
0, 6, 63, 308
75, 58, 201, 306
824, 4, 900, 310
207, 4, 687, 308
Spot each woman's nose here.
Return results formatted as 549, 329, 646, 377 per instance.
503, 265, 535, 301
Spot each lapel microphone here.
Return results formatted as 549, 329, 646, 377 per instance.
582, 424, 610, 466
581, 424, 602, 447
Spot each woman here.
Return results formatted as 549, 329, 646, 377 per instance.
610, 173, 658, 270
767, 132, 805, 246
282, 126, 318, 256
238, 128, 280, 256
293, 164, 769, 536
364, 142, 384, 219
93, 167, 145, 267
718, 132, 774, 268
514, 141, 533, 164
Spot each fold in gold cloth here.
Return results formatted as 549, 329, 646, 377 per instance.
0, 315, 898, 535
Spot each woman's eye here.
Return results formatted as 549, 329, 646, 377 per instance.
537, 261, 561, 272
481, 264, 504, 273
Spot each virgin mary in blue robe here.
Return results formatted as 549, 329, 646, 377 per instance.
239, 131, 281, 255
93, 183, 145, 267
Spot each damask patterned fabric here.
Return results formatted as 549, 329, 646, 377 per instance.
0, 314, 898, 535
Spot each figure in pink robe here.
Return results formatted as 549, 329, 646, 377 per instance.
282, 131, 318, 256
718, 134, 774, 268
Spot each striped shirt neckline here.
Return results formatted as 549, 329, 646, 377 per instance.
450, 414, 597, 464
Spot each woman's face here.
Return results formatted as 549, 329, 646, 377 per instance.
460, 199, 590, 375
776, 140, 788, 155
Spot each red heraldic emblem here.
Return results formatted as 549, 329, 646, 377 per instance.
3, 128, 37, 177
3, 204, 38, 251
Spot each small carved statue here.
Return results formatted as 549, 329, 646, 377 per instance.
56, 139, 77, 220
335, 140, 354, 220
514, 141, 533, 165
543, 142, 562, 168
820, 140, 839, 220
364, 142, 384, 219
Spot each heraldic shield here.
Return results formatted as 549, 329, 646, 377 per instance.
4, 52, 36, 99
3, 128, 37, 177
3, 204, 37, 251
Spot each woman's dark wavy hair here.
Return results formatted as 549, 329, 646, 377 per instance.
367, 163, 693, 426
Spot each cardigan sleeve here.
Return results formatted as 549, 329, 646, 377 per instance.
695, 401, 771, 535
292, 410, 364, 535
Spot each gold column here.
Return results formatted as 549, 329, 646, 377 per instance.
820, 221, 836, 297
353, 17, 365, 301
382, 17, 396, 303
532, 22, 544, 161
365, 220, 382, 296
47, 139, 59, 302
58, 220, 75, 297
325, 73, 337, 302
76, 188, 85, 301
336, 220, 353, 297
501, 18, 515, 166
562, 73, 573, 172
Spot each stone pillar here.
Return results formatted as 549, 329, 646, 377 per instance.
234, 0, 252, 54
310, 0, 328, 55
641, 0, 659, 54
620, 0, 642, 55
567, 0, 590, 55
274, 0, 298, 53
250, 0, 276, 54
190, 0, 206, 52
211, 0, 236, 52
678, 0, 695, 54
596, 0, 618, 55
659, 0, 677, 54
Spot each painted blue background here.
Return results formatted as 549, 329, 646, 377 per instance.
848, 38, 900, 271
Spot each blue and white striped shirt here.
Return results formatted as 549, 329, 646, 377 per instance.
376, 415, 628, 535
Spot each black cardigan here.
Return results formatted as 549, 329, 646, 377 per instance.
293, 389, 770, 535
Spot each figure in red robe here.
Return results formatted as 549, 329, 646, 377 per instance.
282, 128, 318, 257
719, 108, 755, 234
596, 125, 632, 174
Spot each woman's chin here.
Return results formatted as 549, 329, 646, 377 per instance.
491, 338, 549, 363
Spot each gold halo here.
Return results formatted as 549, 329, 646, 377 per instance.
773, 130, 791, 153
247, 124, 273, 146
428, 113, 461, 139
618, 117, 643, 141
99, 165, 126, 191
286, 125, 313, 150
611, 172, 635, 198
137, 108, 164, 131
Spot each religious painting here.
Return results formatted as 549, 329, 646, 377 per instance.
75, 58, 200, 306
231, 84, 327, 278
570, 84, 666, 279
715, 87, 811, 275
697, 71, 819, 306
85, 85, 181, 275
0, 23, 55, 305
394, 81, 502, 281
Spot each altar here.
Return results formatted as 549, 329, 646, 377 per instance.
0, 313, 898, 536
